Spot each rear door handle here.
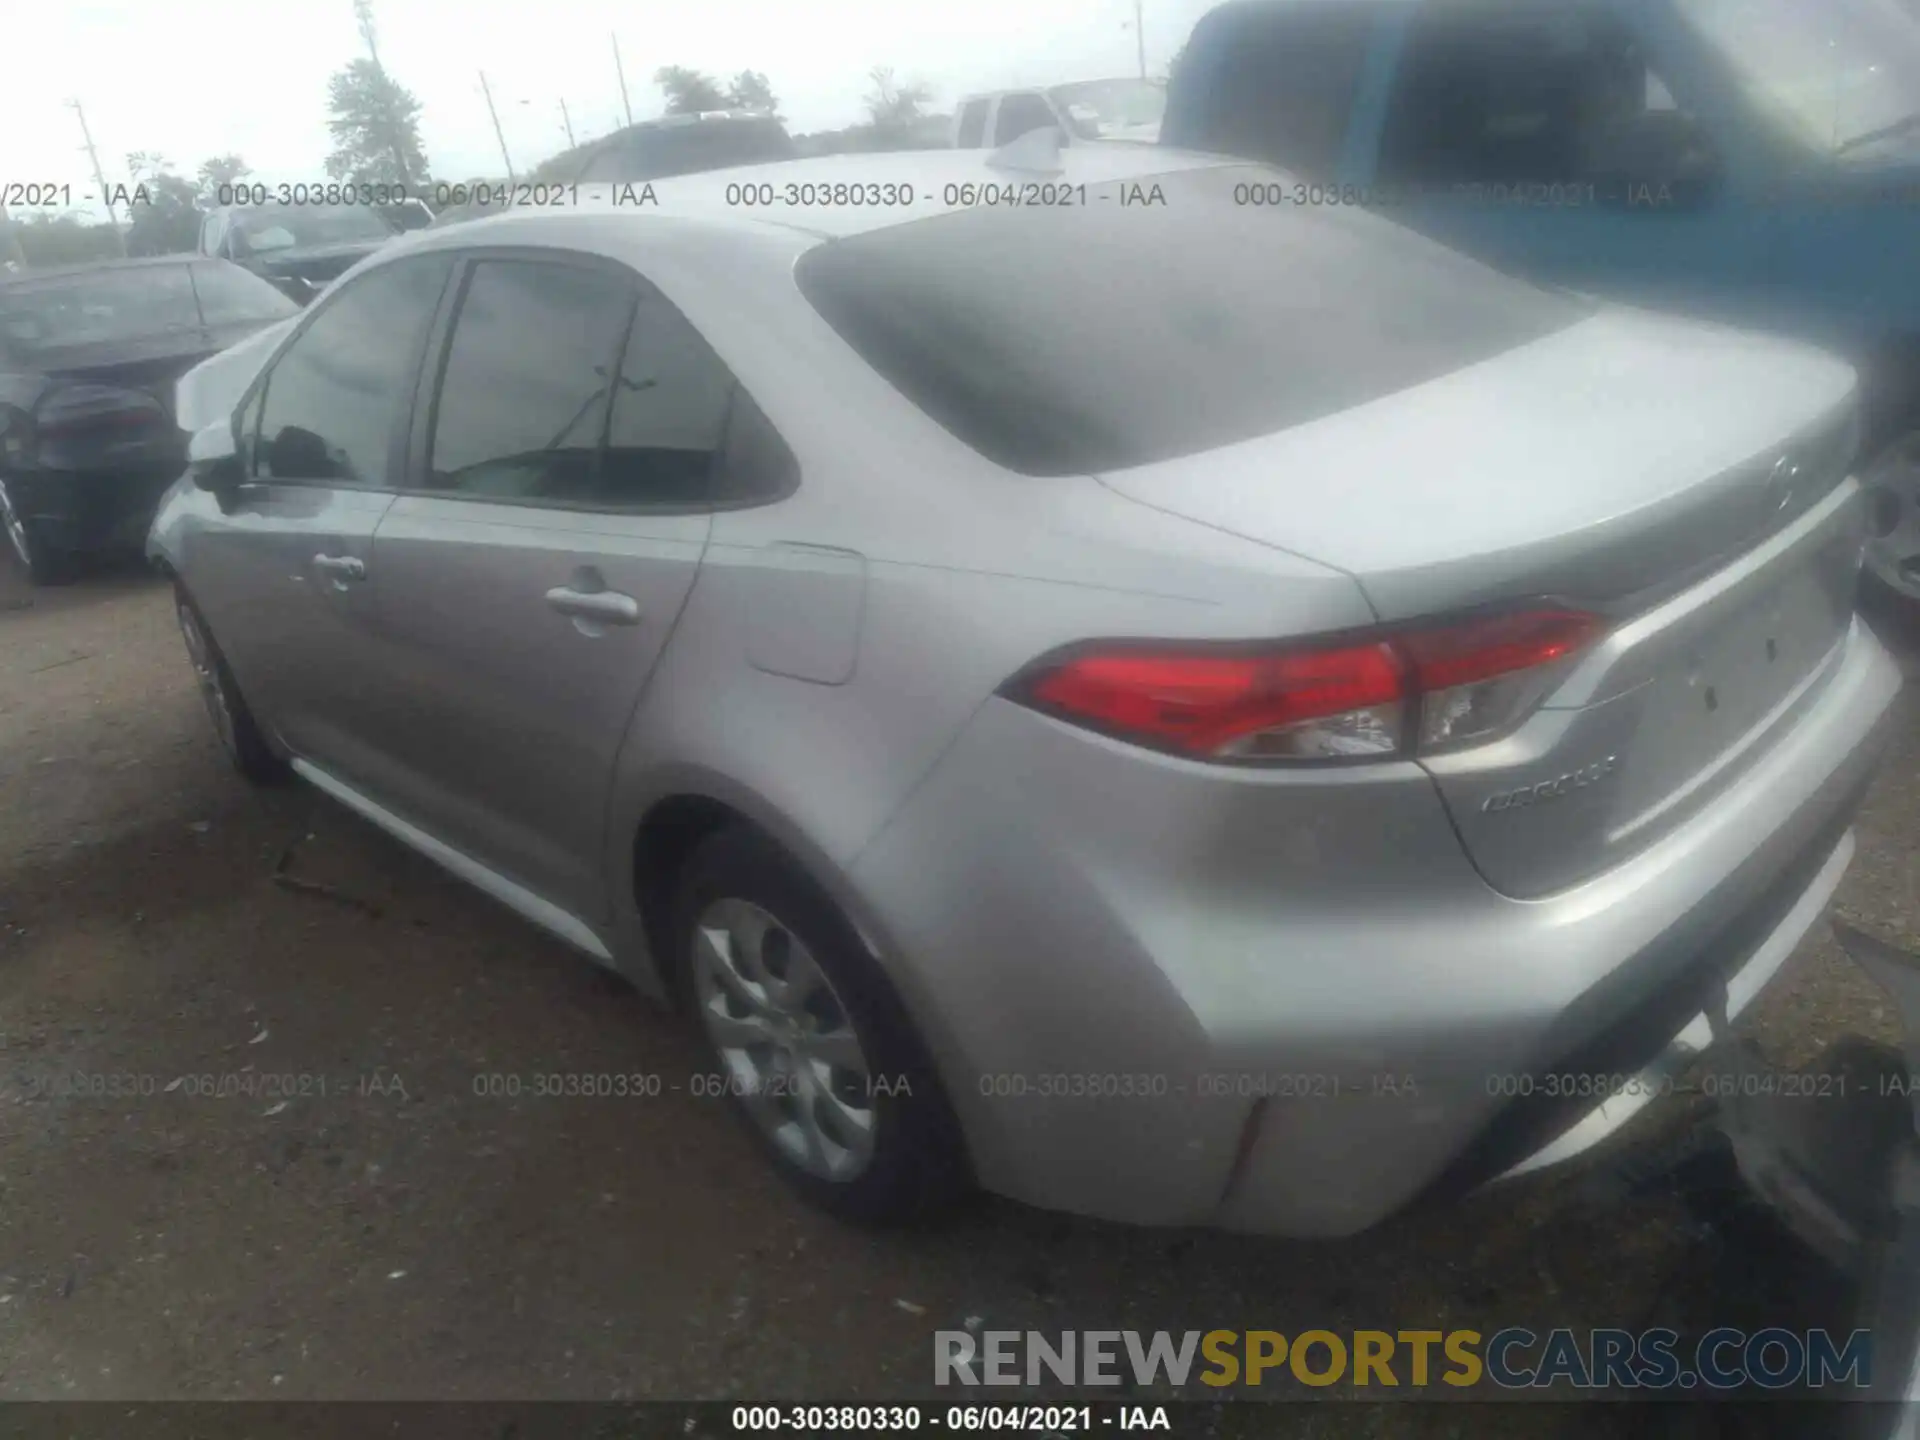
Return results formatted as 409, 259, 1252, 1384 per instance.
313, 553, 366, 581
545, 586, 641, 625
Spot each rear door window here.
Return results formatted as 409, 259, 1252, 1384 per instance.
602, 288, 744, 504
427, 259, 636, 502
425, 254, 793, 509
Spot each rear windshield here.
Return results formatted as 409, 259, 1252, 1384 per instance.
233, 203, 396, 252
189, 263, 302, 326
0, 262, 293, 356
793, 164, 1595, 476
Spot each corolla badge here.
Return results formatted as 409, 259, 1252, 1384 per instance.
1480, 756, 1619, 814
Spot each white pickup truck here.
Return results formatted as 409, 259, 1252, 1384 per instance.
949, 77, 1165, 150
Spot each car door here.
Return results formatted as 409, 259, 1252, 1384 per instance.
182, 252, 453, 777
356, 249, 779, 925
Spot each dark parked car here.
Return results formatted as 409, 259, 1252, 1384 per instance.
0, 256, 297, 583
428, 113, 800, 229
570, 111, 798, 182
198, 202, 404, 305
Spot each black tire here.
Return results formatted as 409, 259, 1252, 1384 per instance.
1862, 428, 1920, 616
0, 484, 80, 586
671, 825, 968, 1224
173, 585, 289, 786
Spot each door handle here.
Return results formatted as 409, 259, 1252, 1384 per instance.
313, 553, 366, 581
545, 586, 641, 625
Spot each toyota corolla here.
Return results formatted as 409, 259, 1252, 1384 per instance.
148, 147, 1903, 1235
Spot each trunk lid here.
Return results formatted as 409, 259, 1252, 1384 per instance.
256, 240, 383, 285
38, 332, 230, 422
1099, 310, 1867, 897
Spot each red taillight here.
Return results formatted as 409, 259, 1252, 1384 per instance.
1398, 609, 1602, 691
33, 384, 166, 442
1027, 644, 1406, 758
37, 409, 159, 438
1400, 609, 1603, 752
1012, 608, 1603, 764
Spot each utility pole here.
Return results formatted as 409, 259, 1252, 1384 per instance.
559, 98, 577, 149
356, 0, 416, 186
612, 33, 634, 128
1134, 0, 1147, 80
479, 72, 516, 182
68, 101, 126, 255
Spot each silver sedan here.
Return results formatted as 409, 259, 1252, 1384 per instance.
150, 146, 1903, 1235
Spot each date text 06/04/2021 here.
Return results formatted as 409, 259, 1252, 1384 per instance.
728, 1404, 1171, 1432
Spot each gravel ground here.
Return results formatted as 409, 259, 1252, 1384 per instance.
1, 560, 1917, 1433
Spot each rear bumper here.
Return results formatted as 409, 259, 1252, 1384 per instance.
4, 462, 184, 554
849, 614, 1904, 1236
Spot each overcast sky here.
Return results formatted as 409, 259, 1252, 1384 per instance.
4, 0, 1213, 217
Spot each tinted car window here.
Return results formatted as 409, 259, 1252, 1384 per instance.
602, 288, 748, 505
190, 263, 300, 327
956, 100, 990, 147
992, 93, 1060, 145
233, 203, 396, 254
427, 260, 635, 502
1172, 2, 1378, 179
1049, 79, 1167, 140
254, 255, 450, 485
0, 265, 201, 355
795, 164, 1593, 477
1377, 2, 1714, 188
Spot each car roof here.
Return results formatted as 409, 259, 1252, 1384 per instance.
620, 111, 783, 130
432, 145, 1232, 244
0, 253, 206, 286
962, 77, 1160, 101
574, 111, 789, 154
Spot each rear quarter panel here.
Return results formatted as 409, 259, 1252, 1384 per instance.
589, 234, 1376, 995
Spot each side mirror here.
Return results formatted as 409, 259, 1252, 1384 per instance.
188, 421, 244, 502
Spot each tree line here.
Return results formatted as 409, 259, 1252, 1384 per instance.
4, 5, 944, 268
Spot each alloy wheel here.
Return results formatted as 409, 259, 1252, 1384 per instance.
1865, 432, 1920, 603
176, 600, 240, 764
690, 897, 878, 1182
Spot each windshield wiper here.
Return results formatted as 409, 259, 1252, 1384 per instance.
1834, 110, 1920, 156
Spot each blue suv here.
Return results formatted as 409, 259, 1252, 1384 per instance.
1165, 0, 1920, 605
